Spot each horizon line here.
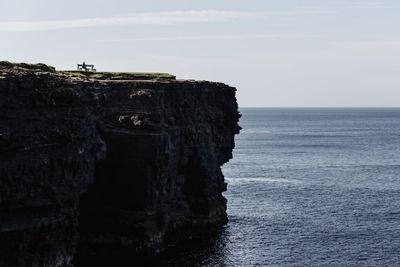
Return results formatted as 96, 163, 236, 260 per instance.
238, 106, 400, 108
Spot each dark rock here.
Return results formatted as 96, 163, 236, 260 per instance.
0, 63, 240, 266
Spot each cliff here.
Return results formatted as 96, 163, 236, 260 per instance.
0, 62, 240, 266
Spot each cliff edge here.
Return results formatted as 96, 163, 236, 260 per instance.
0, 62, 240, 266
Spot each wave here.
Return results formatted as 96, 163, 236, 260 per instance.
241, 129, 271, 134
225, 177, 302, 184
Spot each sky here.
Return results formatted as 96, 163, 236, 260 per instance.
1, 0, 399, 107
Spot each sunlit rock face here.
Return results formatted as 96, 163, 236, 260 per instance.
0, 62, 240, 266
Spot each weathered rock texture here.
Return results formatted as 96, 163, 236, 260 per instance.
0, 63, 240, 266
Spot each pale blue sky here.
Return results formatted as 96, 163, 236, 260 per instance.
1, 0, 399, 107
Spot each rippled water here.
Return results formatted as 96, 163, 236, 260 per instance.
169, 108, 400, 266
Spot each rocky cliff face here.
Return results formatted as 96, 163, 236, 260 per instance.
0, 63, 240, 266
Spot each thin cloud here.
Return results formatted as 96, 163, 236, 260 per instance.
103, 34, 277, 42
0, 10, 256, 32
336, 40, 400, 47
271, 8, 335, 16
351, 1, 392, 9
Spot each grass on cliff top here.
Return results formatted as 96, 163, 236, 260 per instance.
62, 71, 176, 81
0, 61, 56, 72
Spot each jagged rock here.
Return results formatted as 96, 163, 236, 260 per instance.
0, 62, 240, 266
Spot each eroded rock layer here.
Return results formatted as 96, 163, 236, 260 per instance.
0, 63, 240, 266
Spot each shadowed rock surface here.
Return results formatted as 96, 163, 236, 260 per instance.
0, 62, 240, 266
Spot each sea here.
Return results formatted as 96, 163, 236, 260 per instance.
166, 108, 400, 266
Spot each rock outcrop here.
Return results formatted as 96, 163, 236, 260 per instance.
0, 62, 240, 266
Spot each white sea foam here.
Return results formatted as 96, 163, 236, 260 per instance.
241, 129, 271, 134
225, 177, 301, 184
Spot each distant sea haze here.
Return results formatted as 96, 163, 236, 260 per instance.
169, 108, 400, 266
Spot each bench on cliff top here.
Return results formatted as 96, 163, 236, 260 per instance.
77, 64, 96, 72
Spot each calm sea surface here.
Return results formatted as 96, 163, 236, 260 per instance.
169, 108, 400, 266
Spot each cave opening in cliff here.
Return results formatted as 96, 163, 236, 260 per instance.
75, 135, 155, 264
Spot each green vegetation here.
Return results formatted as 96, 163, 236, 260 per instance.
0, 61, 56, 72
62, 71, 176, 81
0, 61, 175, 81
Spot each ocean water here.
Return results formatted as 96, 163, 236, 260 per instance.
168, 108, 400, 266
